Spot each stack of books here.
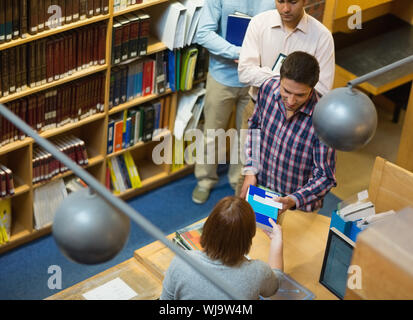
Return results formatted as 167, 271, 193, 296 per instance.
173, 221, 204, 251
112, 11, 151, 64
32, 135, 89, 185
0, 164, 15, 197
107, 151, 142, 194
113, 0, 143, 13
0, 198, 11, 244
0, 22, 107, 98
0, 0, 109, 43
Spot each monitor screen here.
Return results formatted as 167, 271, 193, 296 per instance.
319, 227, 355, 299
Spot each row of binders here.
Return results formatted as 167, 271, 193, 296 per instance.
0, 22, 107, 98
112, 11, 151, 65
113, 0, 142, 13
2, 73, 105, 147
107, 151, 142, 194
109, 45, 208, 109
0, 164, 15, 198
0, 198, 11, 244
146, 0, 204, 50
32, 135, 89, 185
107, 96, 171, 155
0, 0, 109, 43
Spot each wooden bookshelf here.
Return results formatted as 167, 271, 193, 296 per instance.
0, 0, 200, 254
32, 155, 105, 190
0, 64, 108, 104
108, 89, 172, 115
113, 0, 169, 17
0, 15, 111, 51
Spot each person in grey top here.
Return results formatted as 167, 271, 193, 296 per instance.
161, 196, 283, 300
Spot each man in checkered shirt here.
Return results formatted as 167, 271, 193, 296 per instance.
240, 51, 336, 215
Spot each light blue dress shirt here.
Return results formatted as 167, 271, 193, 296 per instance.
196, 0, 275, 87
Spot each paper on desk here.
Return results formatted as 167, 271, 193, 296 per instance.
82, 277, 138, 300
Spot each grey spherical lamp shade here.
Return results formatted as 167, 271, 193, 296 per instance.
53, 189, 130, 265
313, 87, 378, 151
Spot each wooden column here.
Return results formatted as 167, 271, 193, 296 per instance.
396, 82, 413, 172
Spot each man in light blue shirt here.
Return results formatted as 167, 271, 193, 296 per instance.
192, 0, 275, 204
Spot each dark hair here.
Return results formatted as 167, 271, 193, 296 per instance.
280, 51, 320, 88
201, 196, 256, 266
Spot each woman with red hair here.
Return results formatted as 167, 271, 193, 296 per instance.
161, 196, 283, 300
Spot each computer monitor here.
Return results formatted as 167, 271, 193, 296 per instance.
319, 227, 355, 299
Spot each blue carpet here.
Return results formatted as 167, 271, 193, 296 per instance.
0, 166, 340, 300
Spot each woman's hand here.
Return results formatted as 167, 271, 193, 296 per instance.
263, 218, 283, 271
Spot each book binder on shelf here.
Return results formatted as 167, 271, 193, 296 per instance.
146, 1, 187, 50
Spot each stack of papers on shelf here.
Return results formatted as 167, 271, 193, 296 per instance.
33, 179, 68, 230
246, 185, 281, 232
173, 86, 206, 140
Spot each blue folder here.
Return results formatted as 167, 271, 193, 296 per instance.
225, 14, 251, 47
246, 185, 280, 231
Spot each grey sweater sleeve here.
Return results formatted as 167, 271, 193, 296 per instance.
160, 257, 179, 300
256, 262, 281, 298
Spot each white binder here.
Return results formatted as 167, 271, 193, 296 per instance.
146, 1, 188, 50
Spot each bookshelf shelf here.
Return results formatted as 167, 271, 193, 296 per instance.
40, 113, 106, 139
107, 130, 171, 159
12, 185, 31, 197
0, 139, 32, 157
147, 36, 168, 54
7, 226, 31, 245
0, 64, 108, 104
112, 37, 166, 67
0, 15, 110, 52
108, 89, 172, 115
32, 155, 105, 190
113, 0, 169, 17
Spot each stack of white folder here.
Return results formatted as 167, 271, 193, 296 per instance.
146, 0, 204, 50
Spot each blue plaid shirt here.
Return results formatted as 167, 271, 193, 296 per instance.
244, 78, 337, 212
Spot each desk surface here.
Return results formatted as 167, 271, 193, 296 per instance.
134, 210, 337, 300
46, 257, 162, 300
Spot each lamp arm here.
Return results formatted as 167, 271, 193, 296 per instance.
0, 103, 242, 300
347, 54, 413, 88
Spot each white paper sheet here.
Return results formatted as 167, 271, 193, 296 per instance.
253, 194, 283, 209
82, 277, 138, 300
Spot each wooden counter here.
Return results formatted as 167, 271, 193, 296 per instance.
47, 211, 336, 300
